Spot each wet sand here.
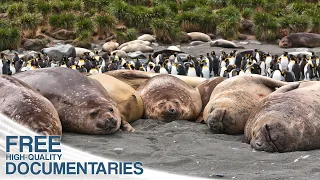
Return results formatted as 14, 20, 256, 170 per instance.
61, 43, 320, 179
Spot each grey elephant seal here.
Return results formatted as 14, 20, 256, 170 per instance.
245, 81, 320, 152
137, 75, 202, 122
203, 75, 288, 134
0, 75, 62, 136
279, 33, 320, 48
14, 67, 121, 135
210, 39, 245, 49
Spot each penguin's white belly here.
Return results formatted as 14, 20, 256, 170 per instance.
10, 66, 16, 75
90, 69, 99, 75
260, 62, 266, 75
171, 67, 178, 75
202, 67, 210, 79
272, 70, 282, 81
220, 66, 226, 77
160, 68, 168, 74
188, 69, 197, 77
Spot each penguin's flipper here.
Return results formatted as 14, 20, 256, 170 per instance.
273, 82, 300, 94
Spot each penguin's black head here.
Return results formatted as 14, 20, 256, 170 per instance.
254, 49, 258, 52
211, 51, 215, 55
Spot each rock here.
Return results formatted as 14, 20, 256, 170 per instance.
241, 19, 253, 33
152, 42, 159, 47
139, 28, 153, 35
51, 29, 76, 40
137, 34, 156, 42
295, 48, 312, 52
111, 50, 127, 58
118, 40, 151, 50
238, 34, 248, 40
120, 44, 154, 53
190, 41, 204, 46
207, 33, 216, 40
1, 50, 11, 55
116, 25, 127, 32
22, 39, 50, 52
72, 40, 92, 49
249, 40, 262, 45
43, 44, 76, 61
239, 41, 249, 45
102, 41, 119, 52
167, 46, 181, 52
75, 47, 94, 57
187, 32, 211, 42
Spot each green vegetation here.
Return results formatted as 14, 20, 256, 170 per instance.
0, 0, 319, 51
49, 13, 76, 30
116, 28, 137, 44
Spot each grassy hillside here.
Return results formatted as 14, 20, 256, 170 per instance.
0, 0, 319, 51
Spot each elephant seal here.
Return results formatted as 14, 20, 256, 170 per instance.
102, 41, 119, 52
196, 77, 226, 110
137, 34, 156, 42
203, 75, 288, 134
14, 67, 122, 135
0, 75, 62, 136
89, 74, 144, 132
105, 70, 206, 89
245, 81, 320, 152
120, 44, 154, 53
210, 39, 245, 49
279, 33, 320, 48
187, 32, 211, 42
136, 75, 202, 122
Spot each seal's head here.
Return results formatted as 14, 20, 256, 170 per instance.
68, 94, 122, 135
249, 114, 293, 153
205, 90, 257, 134
279, 36, 292, 48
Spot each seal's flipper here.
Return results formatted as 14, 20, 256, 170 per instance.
120, 117, 135, 132
273, 82, 300, 94
256, 75, 288, 90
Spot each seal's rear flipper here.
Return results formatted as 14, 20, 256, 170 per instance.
274, 82, 300, 94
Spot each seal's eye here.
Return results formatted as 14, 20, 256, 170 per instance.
175, 101, 179, 104
158, 102, 164, 107
109, 108, 114, 113
90, 111, 99, 118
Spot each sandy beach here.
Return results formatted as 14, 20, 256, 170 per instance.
62, 118, 320, 180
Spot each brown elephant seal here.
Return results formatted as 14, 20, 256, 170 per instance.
203, 75, 288, 135
245, 81, 320, 152
105, 70, 206, 89
13, 67, 121, 135
0, 75, 62, 136
196, 77, 226, 110
136, 74, 202, 122
279, 33, 320, 48
89, 74, 144, 132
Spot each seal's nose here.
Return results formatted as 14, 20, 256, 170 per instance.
168, 108, 176, 114
255, 141, 263, 147
104, 118, 118, 128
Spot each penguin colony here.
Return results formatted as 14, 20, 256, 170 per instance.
1, 49, 319, 82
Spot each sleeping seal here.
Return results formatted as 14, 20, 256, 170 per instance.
245, 81, 320, 152
0, 75, 62, 136
89, 74, 144, 132
210, 39, 245, 49
203, 75, 288, 134
13, 67, 122, 135
105, 70, 207, 89
137, 75, 202, 122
